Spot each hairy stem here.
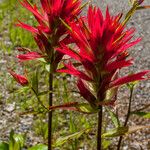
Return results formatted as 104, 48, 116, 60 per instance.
117, 87, 134, 150
97, 106, 103, 150
48, 64, 53, 150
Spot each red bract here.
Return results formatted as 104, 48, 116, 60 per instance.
16, 0, 82, 69
57, 6, 150, 107
9, 70, 28, 86
18, 0, 81, 34
17, 52, 42, 61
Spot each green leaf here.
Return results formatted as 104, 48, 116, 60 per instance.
38, 91, 51, 96
45, 64, 50, 72
102, 127, 128, 138
0, 142, 9, 150
76, 103, 98, 113
37, 58, 47, 63
131, 111, 150, 119
105, 88, 117, 101
53, 128, 91, 147
15, 86, 30, 94
102, 140, 111, 149
31, 69, 39, 93
28, 144, 48, 150
106, 108, 121, 128
128, 126, 150, 134
8, 130, 25, 150
9, 130, 15, 150
13, 134, 25, 149
102, 126, 150, 138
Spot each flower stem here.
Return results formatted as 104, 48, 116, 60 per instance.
117, 87, 134, 150
97, 105, 103, 150
48, 64, 53, 150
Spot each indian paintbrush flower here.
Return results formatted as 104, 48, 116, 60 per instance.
56, 6, 150, 108
16, 0, 82, 67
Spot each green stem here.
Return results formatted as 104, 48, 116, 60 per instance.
117, 87, 134, 150
97, 106, 103, 150
48, 64, 53, 150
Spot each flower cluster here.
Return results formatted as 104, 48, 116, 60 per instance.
17, 0, 82, 62
56, 6, 149, 108
10, 0, 82, 85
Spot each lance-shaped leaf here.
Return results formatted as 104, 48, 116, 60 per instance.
102, 125, 150, 138
112, 38, 142, 59
105, 59, 133, 72
57, 62, 92, 81
17, 52, 42, 61
76, 103, 99, 114
9, 130, 25, 150
49, 102, 99, 114
19, 0, 45, 23
53, 128, 91, 147
28, 144, 47, 150
16, 21, 38, 34
109, 70, 150, 88
106, 108, 121, 128
131, 111, 150, 119
31, 69, 39, 94
77, 79, 96, 106
102, 140, 111, 150
0, 142, 9, 150
56, 43, 80, 61
49, 102, 79, 111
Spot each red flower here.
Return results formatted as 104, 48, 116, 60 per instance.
9, 70, 28, 86
16, 0, 82, 68
56, 6, 150, 107
17, 0, 82, 39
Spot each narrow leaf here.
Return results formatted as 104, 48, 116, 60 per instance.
102, 126, 150, 138
131, 111, 150, 119
106, 108, 121, 128
49, 102, 78, 111
0, 142, 9, 150
76, 103, 98, 113
102, 140, 111, 149
31, 69, 38, 93
13, 134, 25, 148
15, 86, 30, 94
102, 127, 128, 138
28, 144, 47, 150
53, 128, 91, 147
